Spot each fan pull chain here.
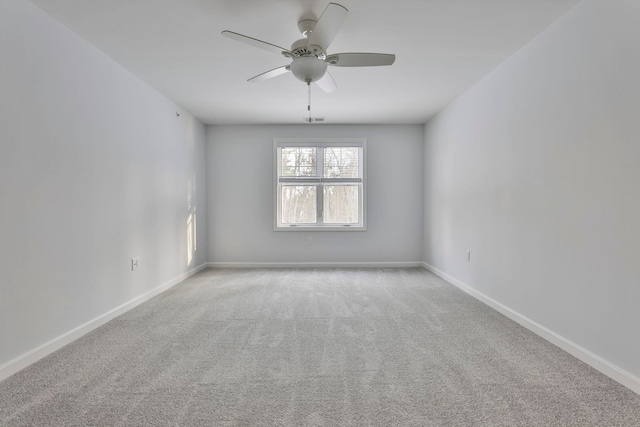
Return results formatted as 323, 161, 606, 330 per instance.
307, 82, 312, 123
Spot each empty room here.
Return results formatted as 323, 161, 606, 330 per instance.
1, 0, 639, 425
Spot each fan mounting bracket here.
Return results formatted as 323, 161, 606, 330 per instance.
297, 19, 317, 37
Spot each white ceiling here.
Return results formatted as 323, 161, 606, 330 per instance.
28, 0, 580, 125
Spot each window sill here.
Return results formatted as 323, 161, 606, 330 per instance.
274, 225, 367, 232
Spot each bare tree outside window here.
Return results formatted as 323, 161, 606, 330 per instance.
324, 185, 358, 223
281, 147, 316, 177
324, 147, 359, 178
281, 185, 316, 224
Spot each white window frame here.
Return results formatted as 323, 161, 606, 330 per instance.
274, 138, 367, 231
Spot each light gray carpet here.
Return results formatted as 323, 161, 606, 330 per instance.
1, 268, 639, 426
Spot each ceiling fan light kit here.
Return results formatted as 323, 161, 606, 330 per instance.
290, 56, 328, 83
222, 2, 396, 121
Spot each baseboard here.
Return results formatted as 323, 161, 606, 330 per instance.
422, 262, 640, 395
0, 263, 209, 383
207, 261, 425, 269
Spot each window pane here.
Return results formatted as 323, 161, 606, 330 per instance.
323, 147, 359, 178
323, 185, 359, 224
281, 147, 317, 177
281, 185, 317, 224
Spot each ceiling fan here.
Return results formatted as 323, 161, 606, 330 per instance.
221, 3, 396, 94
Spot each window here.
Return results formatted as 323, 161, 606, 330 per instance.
274, 138, 366, 230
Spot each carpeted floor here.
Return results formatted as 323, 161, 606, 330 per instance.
1, 268, 639, 426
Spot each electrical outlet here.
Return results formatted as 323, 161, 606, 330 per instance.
466, 250, 471, 262
307, 237, 313, 246
131, 257, 140, 271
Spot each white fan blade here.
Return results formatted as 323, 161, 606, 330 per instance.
248, 65, 291, 82
315, 71, 337, 93
307, 3, 348, 51
222, 30, 291, 56
326, 53, 396, 67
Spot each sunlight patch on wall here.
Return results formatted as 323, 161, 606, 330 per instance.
187, 173, 197, 266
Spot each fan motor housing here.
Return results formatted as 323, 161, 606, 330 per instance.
291, 38, 313, 56
291, 38, 326, 59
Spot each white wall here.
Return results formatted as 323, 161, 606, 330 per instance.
207, 125, 423, 265
0, 0, 207, 373
424, 0, 640, 383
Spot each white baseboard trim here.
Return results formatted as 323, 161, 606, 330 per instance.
422, 262, 640, 395
207, 261, 425, 269
0, 263, 209, 383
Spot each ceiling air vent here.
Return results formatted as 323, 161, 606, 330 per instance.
303, 117, 325, 123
